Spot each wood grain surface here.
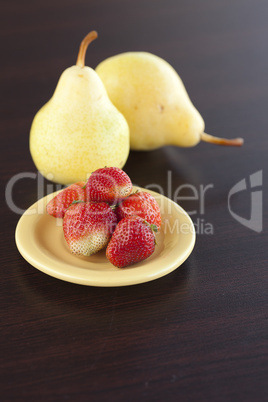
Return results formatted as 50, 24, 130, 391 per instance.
1, 0, 267, 401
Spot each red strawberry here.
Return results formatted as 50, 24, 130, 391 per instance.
63, 202, 117, 256
116, 191, 161, 229
106, 215, 158, 268
46, 182, 86, 218
85, 167, 132, 204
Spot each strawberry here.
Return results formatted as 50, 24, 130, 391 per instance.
116, 191, 161, 229
85, 167, 132, 204
106, 215, 158, 268
46, 182, 86, 218
63, 201, 117, 256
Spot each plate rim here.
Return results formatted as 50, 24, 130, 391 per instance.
15, 187, 196, 287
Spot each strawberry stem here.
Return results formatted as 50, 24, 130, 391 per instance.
150, 223, 158, 233
71, 200, 86, 205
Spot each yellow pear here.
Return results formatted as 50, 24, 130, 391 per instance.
96, 52, 243, 150
30, 32, 129, 185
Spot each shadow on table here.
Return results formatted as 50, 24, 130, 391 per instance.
15, 255, 197, 327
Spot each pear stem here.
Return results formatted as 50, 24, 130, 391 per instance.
76, 31, 98, 68
201, 132, 244, 147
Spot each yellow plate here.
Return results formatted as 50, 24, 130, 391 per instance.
15, 187, 195, 287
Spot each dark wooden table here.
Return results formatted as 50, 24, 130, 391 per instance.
1, 1, 267, 400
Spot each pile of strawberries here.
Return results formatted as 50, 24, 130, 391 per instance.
46, 167, 161, 268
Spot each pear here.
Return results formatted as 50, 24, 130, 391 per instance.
96, 52, 243, 150
30, 31, 129, 185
